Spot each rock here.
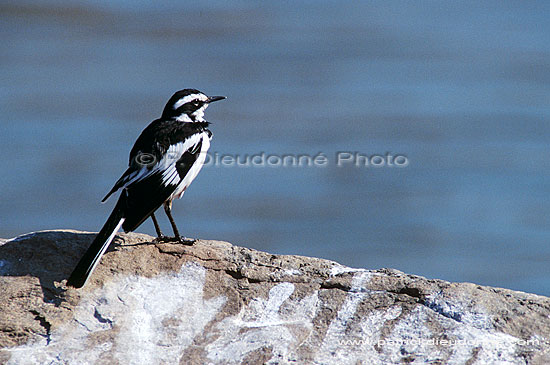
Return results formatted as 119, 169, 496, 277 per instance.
1, 230, 550, 364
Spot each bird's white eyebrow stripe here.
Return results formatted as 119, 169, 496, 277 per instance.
173, 94, 207, 109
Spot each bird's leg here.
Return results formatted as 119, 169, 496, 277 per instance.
163, 201, 194, 245
163, 201, 180, 237
150, 212, 167, 242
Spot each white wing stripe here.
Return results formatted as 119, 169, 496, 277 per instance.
163, 167, 180, 186
121, 133, 204, 190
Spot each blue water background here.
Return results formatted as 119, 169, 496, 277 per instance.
2, 1, 550, 294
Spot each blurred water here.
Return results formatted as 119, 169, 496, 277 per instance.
2, 1, 550, 295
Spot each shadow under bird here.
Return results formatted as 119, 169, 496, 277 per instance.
67, 89, 225, 288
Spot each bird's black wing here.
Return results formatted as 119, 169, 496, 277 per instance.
100, 118, 210, 231
120, 135, 206, 232
102, 119, 210, 203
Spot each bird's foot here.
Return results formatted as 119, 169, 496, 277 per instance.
175, 235, 195, 245
155, 235, 195, 245
154, 235, 171, 243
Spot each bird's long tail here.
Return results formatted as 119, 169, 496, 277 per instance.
67, 199, 126, 288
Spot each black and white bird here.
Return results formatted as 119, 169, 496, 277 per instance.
67, 89, 225, 288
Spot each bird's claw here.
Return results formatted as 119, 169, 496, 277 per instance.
154, 235, 195, 245
154, 235, 170, 243
175, 236, 195, 245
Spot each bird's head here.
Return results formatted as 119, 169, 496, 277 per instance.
162, 89, 225, 122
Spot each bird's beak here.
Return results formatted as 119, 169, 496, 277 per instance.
207, 95, 226, 103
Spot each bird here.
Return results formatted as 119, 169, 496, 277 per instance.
66, 89, 225, 288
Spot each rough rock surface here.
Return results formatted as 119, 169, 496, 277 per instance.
0, 230, 549, 364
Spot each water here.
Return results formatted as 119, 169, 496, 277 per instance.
2, 1, 550, 295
